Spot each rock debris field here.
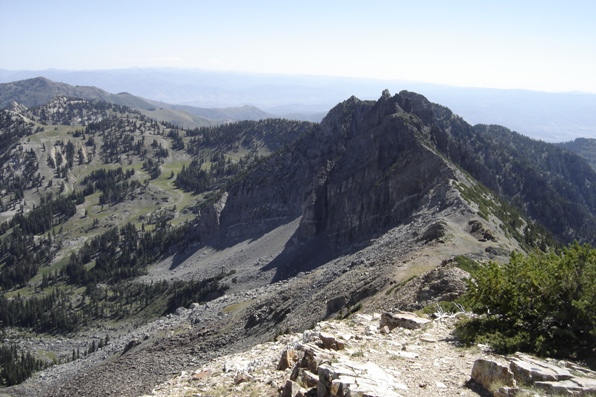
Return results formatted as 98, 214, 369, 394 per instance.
143, 311, 596, 397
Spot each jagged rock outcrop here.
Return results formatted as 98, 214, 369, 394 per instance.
277, 312, 430, 397
192, 192, 228, 240
7, 101, 29, 115
298, 92, 457, 247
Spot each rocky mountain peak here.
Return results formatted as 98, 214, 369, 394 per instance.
197, 86, 596, 275
297, 91, 458, 247
205, 90, 470, 259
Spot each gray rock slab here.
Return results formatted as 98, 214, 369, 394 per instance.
513, 353, 572, 381
380, 311, 431, 330
510, 357, 572, 384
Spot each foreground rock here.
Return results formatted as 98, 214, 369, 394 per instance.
471, 353, 596, 396
143, 308, 596, 397
471, 359, 517, 391
145, 312, 485, 397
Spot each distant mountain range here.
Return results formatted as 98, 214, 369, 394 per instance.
1, 68, 595, 141
0, 76, 157, 110
0, 77, 275, 129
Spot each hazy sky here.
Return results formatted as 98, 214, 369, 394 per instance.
1, 0, 595, 93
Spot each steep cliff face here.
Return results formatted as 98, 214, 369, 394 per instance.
297, 91, 458, 247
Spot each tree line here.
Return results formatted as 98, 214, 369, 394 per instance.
82, 167, 140, 205
0, 344, 46, 386
0, 275, 229, 334
0, 192, 84, 290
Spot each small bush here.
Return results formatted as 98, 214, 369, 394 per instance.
453, 255, 481, 275
456, 243, 596, 359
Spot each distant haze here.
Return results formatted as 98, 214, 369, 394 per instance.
1, 68, 595, 142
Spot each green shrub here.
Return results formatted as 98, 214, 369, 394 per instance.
456, 243, 596, 359
453, 255, 482, 275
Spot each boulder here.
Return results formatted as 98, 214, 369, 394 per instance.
380, 311, 431, 330
317, 363, 339, 397
278, 348, 297, 370
330, 376, 356, 397
471, 358, 516, 391
319, 332, 346, 351
319, 332, 339, 350
299, 344, 333, 374
316, 358, 403, 397
472, 353, 596, 397
291, 366, 320, 389
301, 369, 319, 388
